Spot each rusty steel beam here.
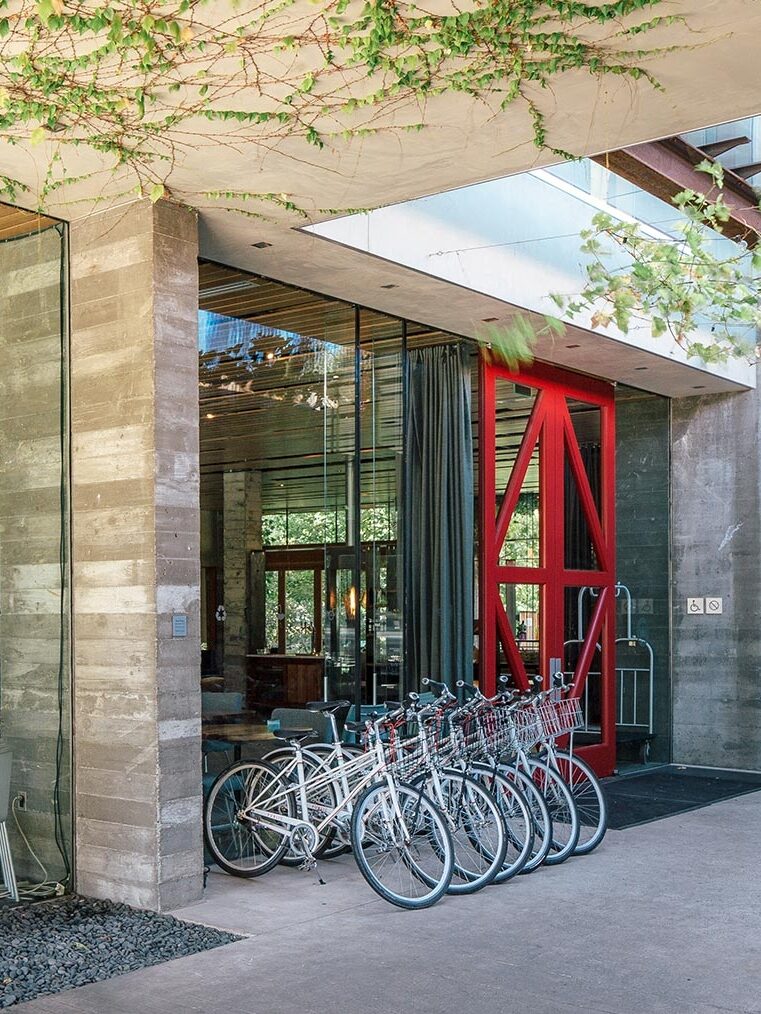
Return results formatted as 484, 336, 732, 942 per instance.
698, 136, 750, 159
593, 136, 761, 247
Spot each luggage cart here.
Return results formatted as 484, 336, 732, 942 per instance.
564, 583, 655, 761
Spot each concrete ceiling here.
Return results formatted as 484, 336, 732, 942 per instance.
4, 0, 761, 394
198, 1, 761, 398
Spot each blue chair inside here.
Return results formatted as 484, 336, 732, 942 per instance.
202, 691, 243, 762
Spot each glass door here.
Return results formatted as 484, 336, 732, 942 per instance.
479, 358, 616, 775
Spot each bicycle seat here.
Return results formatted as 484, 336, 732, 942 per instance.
306, 700, 351, 714
272, 728, 317, 743
344, 720, 367, 734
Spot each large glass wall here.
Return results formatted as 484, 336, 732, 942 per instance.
0, 209, 71, 889
198, 262, 476, 722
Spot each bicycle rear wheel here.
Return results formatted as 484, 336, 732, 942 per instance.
551, 750, 607, 854
263, 747, 340, 865
526, 758, 580, 865
470, 763, 533, 882
434, 769, 507, 894
204, 760, 294, 877
351, 781, 454, 910
496, 763, 553, 873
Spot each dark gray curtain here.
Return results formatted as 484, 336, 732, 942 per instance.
404, 344, 474, 689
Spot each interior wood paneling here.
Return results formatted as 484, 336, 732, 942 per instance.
0, 203, 58, 240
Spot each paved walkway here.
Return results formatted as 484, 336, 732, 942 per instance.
20, 793, 761, 1014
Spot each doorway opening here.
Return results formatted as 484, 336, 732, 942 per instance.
479, 358, 617, 776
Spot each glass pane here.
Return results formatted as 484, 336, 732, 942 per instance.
198, 265, 355, 719
359, 310, 404, 704
264, 570, 280, 652
324, 549, 359, 702
284, 570, 316, 654
564, 459, 598, 570
498, 583, 542, 684
567, 399, 602, 511
0, 222, 71, 886
564, 585, 603, 743
499, 453, 540, 566
494, 379, 539, 520
564, 400, 602, 570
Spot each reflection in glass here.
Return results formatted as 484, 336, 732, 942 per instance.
565, 398, 602, 570
499, 584, 542, 682
564, 585, 603, 743
494, 380, 538, 519
360, 310, 404, 704
0, 223, 71, 886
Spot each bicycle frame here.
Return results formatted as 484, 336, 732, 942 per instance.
238, 729, 417, 850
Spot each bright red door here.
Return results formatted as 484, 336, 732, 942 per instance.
479, 357, 617, 776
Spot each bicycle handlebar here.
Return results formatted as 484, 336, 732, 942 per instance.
421, 678, 456, 700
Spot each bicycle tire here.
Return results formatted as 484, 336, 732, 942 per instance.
495, 762, 554, 872
204, 760, 294, 878
351, 780, 454, 910
416, 769, 508, 894
550, 750, 608, 855
469, 763, 533, 882
526, 758, 580, 865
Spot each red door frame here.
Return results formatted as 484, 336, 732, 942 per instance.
479, 356, 617, 776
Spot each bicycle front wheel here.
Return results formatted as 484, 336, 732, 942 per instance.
551, 750, 608, 855
351, 781, 454, 910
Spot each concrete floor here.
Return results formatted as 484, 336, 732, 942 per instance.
19, 793, 761, 1014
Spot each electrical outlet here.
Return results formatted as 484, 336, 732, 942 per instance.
16, 791, 27, 811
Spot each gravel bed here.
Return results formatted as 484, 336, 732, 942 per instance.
0, 895, 241, 1008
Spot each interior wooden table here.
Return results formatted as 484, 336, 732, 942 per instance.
202, 716, 272, 762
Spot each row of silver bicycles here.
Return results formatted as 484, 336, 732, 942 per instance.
203, 674, 608, 910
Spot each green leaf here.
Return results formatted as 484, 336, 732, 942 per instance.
543, 314, 565, 336
149, 183, 165, 203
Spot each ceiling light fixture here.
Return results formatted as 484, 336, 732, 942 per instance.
693, 385, 706, 389
380, 283, 398, 289
634, 366, 648, 371
206, 412, 215, 419
566, 343, 581, 349
266, 352, 275, 360
201, 279, 258, 298
482, 316, 499, 323
251, 241, 272, 249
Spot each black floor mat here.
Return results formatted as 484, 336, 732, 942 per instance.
603, 765, 761, 830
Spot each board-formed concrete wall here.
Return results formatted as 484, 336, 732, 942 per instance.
616, 390, 671, 763
70, 200, 203, 909
0, 225, 71, 884
671, 372, 761, 772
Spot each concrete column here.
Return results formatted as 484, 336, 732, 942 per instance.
70, 199, 202, 910
222, 469, 262, 693
671, 372, 761, 771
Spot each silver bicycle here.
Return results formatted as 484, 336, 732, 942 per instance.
204, 707, 455, 910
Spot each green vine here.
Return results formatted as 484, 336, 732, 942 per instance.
492, 161, 761, 366
0, 0, 679, 215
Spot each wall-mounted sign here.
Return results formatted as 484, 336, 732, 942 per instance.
172, 614, 188, 638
